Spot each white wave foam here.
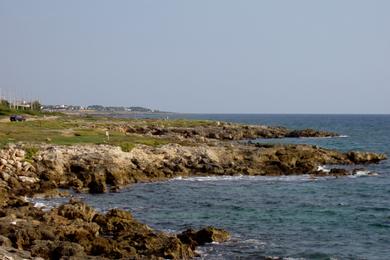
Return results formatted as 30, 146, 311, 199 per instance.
33, 202, 46, 208
173, 174, 324, 182
194, 249, 207, 257
241, 238, 267, 246
352, 170, 378, 177
157, 228, 178, 234
178, 175, 246, 182
317, 165, 330, 173
298, 134, 348, 139
354, 170, 370, 176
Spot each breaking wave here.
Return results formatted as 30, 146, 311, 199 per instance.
172, 175, 323, 182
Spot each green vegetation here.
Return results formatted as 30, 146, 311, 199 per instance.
0, 115, 173, 151
119, 142, 135, 152
24, 145, 40, 161
0, 99, 54, 116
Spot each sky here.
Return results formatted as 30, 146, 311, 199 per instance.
0, 0, 389, 113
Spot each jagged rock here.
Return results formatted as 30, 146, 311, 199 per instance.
114, 122, 338, 141
57, 199, 96, 222
0, 142, 371, 198
286, 129, 338, 138
329, 168, 349, 175
178, 226, 230, 249
0, 201, 197, 259
31, 240, 86, 259
346, 151, 387, 164
0, 141, 386, 205
0, 245, 42, 260
0, 235, 12, 247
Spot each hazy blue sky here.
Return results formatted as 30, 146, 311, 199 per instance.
0, 1, 389, 113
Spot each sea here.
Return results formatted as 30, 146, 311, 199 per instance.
37, 114, 390, 260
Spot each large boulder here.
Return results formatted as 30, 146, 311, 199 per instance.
31, 240, 86, 259
178, 226, 230, 249
56, 199, 96, 222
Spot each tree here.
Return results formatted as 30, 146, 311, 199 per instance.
0, 99, 10, 109
31, 100, 42, 111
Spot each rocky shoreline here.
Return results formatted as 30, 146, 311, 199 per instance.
0, 120, 387, 259
112, 121, 339, 141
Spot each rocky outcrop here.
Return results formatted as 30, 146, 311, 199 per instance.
0, 143, 386, 201
111, 121, 339, 141
0, 145, 38, 206
34, 143, 387, 190
0, 199, 225, 259
178, 227, 230, 250
285, 129, 337, 138
346, 151, 387, 164
0, 245, 43, 260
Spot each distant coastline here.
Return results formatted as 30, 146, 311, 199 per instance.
62, 109, 175, 118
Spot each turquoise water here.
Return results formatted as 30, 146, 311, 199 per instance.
47, 115, 390, 259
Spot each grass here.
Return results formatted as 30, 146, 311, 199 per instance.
24, 145, 40, 161
0, 115, 175, 151
0, 106, 61, 116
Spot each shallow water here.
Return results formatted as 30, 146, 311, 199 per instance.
37, 115, 390, 259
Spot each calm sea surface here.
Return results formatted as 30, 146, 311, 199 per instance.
44, 115, 390, 259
